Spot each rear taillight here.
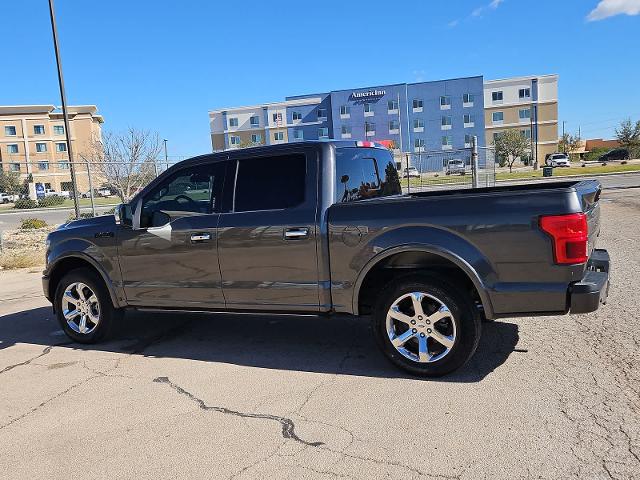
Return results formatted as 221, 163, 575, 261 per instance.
540, 213, 588, 264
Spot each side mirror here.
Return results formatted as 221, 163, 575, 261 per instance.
114, 203, 133, 228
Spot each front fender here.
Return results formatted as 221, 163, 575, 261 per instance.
350, 226, 497, 318
45, 238, 124, 308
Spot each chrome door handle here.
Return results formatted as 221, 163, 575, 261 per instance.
284, 228, 310, 240
190, 232, 211, 242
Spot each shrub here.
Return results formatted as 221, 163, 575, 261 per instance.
622, 160, 628, 165
585, 147, 610, 163
14, 198, 38, 209
20, 218, 48, 229
38, 195, 65, 207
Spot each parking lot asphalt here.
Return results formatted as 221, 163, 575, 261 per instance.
0, 189, 638, 479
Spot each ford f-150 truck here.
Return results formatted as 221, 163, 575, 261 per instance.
43, 141, 610, 376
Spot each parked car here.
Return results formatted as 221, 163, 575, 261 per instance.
402, 166, 420, 178
43, 140, 610, 377
43, 189, 69, 198
445, 159, 467, 175
0, 192, 20, 203
81, 188, 112, 198
597, 148, 630, 162
546, 153, 571, 167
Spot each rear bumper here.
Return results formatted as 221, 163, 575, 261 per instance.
569, 249, 610, 314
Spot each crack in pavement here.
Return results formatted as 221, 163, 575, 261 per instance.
153, 376, 324, 447
0, 342, 71, 375
0, 374, 99, 431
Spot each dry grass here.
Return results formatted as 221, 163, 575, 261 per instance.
0, 249, 46, 270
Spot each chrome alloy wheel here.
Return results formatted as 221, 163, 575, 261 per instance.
386, 292, 457, 363
61, 282, 101, 335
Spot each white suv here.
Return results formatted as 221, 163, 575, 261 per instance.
546, 153, 571, 167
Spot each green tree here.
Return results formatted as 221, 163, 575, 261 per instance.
493, 130, 531, 173
615, 118, 640, 157
558, 133, 582, 158
381, 162, 401, 195
0, 170, 22, 195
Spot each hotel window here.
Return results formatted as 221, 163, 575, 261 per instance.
520, 129, 532, 139
388, 99, 398, 112
293, 129, 303, 140
229, 117, 239, 127
36, 142, 47, 152
441, 116, 452, 128
318, 127, 329, 138
442, 136, 453, 146
53, 125, 64, 135
272, 112, 283, 124
414, 138, 425, 150
251, 133, 262, 143
463, 114, 475, 125
464, 134, 473, 146
365, 122, 375, 136
341, 125, 352, 138
519, 108, 531, 120
412, 99, 423, 111
440, 96, 451, 108
413, 118, 424, 131
340, 105, 350, 116
292, 111, 302, 121
389, 120, 399, 132
317, 108, 327, 120
8, 144, 19, 154
230, 135, 241, 145
492, 91, 503, 102
34, 125, 45, 135
492, 111, 504, 123
463, 93, 474, 105
5, 126, 17, 136
10, 163, 20, 171
364, 103, 374, 115
519, 88, 531, 99
58, 161, 70, 169
250, 116, 260, 127
56, 142, 67, 152
38, 161, 50, 170
273, 132, 284, 141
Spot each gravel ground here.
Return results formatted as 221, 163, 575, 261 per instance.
0, 189, 638, 479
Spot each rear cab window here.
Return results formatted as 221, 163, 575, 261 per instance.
335, 147, 401, 203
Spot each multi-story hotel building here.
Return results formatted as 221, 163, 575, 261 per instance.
483, 75, 559, 165
210, 74, 559, 168
0, 105, 103, 195
210, 76, 487, 155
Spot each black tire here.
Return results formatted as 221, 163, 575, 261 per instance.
54, 267, 121, 343
372, 274, 481, 377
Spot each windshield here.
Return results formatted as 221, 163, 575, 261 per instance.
335, 147, 401, 203
450, 160, 463, 165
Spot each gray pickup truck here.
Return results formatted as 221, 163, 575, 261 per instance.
43, 141, 610, 376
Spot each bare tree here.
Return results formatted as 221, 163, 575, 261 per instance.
85, 128, 162, 202
493, 130, 531, 173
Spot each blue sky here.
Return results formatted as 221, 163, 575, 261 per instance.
2, 0, 639, 157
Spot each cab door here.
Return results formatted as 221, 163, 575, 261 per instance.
217, 150, 320, 311
117, 161, 227, 308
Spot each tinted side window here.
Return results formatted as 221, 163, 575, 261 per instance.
140, 163, 223, 228
335, 147, 401, 203
234, 154, 306, 212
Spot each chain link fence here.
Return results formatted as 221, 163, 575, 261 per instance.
396, 146, 496, 192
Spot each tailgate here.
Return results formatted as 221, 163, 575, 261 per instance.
574, 180, 602, 255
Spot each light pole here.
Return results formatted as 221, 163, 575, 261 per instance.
163, 139, 169, 171
48, 0, 80, 219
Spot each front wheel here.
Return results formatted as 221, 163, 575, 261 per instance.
54, 268, 121, 343
372, 275, 481, 377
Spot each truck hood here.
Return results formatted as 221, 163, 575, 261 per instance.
57, 214, 116, 231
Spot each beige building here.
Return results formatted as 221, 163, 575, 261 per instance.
0, 105, 103, 196
484, 75, 558, 165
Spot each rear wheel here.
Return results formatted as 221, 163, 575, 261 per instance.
54, 268, 121, 343
372, 275, 481, 377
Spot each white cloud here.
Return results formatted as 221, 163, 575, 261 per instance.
587, 0, 640, 21
448, 0, 505, 28
489, 0, 505, 8
447, 19, 459, 27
